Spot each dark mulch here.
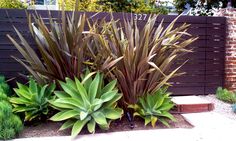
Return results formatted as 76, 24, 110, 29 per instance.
19, 114, 193, 138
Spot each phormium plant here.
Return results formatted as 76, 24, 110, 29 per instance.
7, 5, 91, 85
50, 70, 123, 137
10, 78, 56, 121
7, 2, 118, 86
89, 14, 197, 109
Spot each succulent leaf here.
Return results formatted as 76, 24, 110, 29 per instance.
59, 120, 76, 131
87, 119, 96, 133
71, 118, 90, 138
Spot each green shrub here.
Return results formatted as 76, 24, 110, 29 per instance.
173, 0, 196, 14
58, 0, 107, 12
0, 82, 10, 94
0, 92, 8, 101
0, 99, 23, 140
98, 0, 168, 14
128, 87, 175, 127
0, 0, 27, 9
131, 0, 168, 14
216, 87, 236, 104
10, 79, 56, 121
0, 75, 11, 95
50, 70, 123, 137
0, 76, 23, 140
58, 0, 168, 14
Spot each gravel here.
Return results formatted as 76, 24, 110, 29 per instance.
199, 94, 236, 120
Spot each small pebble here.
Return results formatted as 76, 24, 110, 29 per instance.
199, 94, 236, 120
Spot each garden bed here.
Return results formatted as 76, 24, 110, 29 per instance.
0, 4, 201, 140
19, 114, 192, 138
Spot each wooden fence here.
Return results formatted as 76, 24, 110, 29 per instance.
0, 9, 226, 95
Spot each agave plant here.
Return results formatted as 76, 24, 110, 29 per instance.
10, 79, 56, 121
88, 14, 197, 108
7, 1, 91, 85
128, 87, 175, 127
50, 70, 123, 137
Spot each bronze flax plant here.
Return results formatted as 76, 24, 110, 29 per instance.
88, 14, 198, 109
7, 1, 91, 84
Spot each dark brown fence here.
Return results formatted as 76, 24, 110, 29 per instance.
0, 9, 226, 95
164, 15, 226, 95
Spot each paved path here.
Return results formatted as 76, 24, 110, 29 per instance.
182, 112, 236, 141
12, 112, 236, 141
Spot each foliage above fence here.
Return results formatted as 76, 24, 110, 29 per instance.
0, 0, 27, 9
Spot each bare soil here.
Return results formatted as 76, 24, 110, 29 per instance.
19, 114, 192, 138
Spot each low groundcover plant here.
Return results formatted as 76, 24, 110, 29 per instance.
216, 87, 236, 104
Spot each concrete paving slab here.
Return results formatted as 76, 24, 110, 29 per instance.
192, 128, 235, 141
182, 112, 236, 129
126, 129, 197, 141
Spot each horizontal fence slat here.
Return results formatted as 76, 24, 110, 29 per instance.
169, 87, 205, 95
